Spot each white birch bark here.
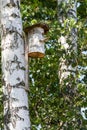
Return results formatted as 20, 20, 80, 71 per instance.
57, 0, 77, 85
28, 27, 45, 58
1, 0, 30, 130
57, 1, 77, 128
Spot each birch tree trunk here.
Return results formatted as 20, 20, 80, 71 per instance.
1, 0, 30, 130
57, 0, 77, 89
57, 0, 77, 127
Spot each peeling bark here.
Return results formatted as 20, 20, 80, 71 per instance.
1, 0, 30, 130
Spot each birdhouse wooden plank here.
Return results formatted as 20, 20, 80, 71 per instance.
24, 23, 49, 58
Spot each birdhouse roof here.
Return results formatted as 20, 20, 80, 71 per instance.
24, 23, 49, 34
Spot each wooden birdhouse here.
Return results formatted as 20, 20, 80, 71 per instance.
24, 23, 49, 58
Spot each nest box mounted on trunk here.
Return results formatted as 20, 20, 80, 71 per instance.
24, 23, 49, 58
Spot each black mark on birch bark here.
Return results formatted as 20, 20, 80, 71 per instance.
10, 0, 15, 6
17, 0, 20, 9
3, 0, 16, 7
12, 80, 25, 88
5, 55, 25, 74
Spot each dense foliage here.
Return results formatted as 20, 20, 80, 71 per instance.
0, 0, 87, 129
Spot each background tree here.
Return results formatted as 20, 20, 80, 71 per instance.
57, 0, 79, 129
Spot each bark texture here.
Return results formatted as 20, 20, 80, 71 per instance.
28, 27, 45, 58
57, 0, 77, 85
1, 0, 30, 130
57, 0, 77, 127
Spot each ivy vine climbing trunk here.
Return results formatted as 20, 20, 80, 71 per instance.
57, 0, 78, 128
1, 0, 30, 130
